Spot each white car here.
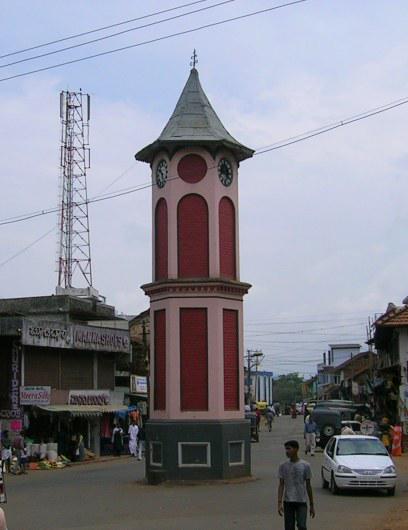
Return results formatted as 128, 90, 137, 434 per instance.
321, 435, 397, 496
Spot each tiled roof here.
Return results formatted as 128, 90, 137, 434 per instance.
135, 68, 254, 163
375, 305, 408, 327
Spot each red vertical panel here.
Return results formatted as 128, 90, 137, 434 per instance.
180, 308, 208, 410
178, 194, 209, 278
223, 309, 239, 410
154, 310, 166, 410
155, 199, 168, 280
219, 197, 236, 279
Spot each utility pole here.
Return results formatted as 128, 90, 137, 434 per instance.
245, 349, 264, 405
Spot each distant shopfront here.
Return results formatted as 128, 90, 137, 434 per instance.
0, 316, 131, 456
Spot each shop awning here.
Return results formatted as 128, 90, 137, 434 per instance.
37, 404, 129, 417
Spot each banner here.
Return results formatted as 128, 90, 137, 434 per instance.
20, 386, 51, 406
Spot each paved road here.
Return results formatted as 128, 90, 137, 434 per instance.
3, 416, 407, 530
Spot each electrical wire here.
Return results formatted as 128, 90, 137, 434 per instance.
0, 0, 238, 69
254, 96, 408, 155
0, 1, 307, 83
1, 87, 407, 229
0, 0, 213, 59
0, 227, 55, 268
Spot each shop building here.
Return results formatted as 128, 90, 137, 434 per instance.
373, 302, 408, 443
0, 295, 131, 456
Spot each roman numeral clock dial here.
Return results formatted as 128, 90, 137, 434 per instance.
155, 159, 168, 188
218, 158, 233, 186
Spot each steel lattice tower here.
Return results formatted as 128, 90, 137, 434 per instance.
57, 90, 93, 291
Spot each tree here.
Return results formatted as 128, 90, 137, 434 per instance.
273, 373, 304, 406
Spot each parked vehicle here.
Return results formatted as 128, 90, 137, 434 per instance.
321, 434, 397, 495
341, 420, 361, 433
314, 400, 371, 418
321, 435, 397, 496
311, 408, 355, 447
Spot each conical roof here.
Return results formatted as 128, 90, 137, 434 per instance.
135, 68, 254, 163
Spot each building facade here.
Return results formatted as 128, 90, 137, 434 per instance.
0, 296, 131, 456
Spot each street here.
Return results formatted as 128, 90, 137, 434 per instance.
3, 416, 408, 530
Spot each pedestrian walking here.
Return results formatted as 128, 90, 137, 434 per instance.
137, 425, 145, 461
128, 421, 139, 457
266, 405, 275, 432
1, 432, 11, 474
304, 416, 319, 456
278, 440, 315, 530
112, 424, 124, 457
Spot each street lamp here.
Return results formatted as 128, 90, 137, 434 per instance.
245, 349, 264, 405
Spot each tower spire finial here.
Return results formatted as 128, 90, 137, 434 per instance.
190, 49, 198, 70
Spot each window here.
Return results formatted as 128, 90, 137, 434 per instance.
155, 199, 168, 280
178, 442, 211, 467
177, 194, 209, 278
219, 197, 236, 279
150, 442, 163, 466
180, 308, 208, 411
228, 441, 244, 465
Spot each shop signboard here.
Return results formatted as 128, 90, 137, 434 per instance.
130, 375, 147, 394
22, 320, 71, 349
73, 325, 131, 353
0, 342, 22, 419
22, 319, 131, 354
20, 386, 51, 406
68, 390, 111, 406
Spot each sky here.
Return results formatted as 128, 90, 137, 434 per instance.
1, 0, 408, 376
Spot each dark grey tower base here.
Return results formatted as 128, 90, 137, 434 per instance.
145, 419, 251, 484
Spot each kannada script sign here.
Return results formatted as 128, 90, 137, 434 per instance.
22, 320, 130, 353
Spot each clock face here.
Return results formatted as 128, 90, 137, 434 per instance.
155, 159, 168, 188
218, 158, 233, 186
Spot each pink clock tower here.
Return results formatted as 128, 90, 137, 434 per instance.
136, 64, 254, 482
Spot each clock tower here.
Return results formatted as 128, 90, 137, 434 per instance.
136, 64, 254, 483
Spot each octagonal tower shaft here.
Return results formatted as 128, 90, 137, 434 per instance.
137, 67, 253, 482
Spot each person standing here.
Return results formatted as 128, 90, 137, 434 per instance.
128, 421, 139, 457
13, 431, 27, 474
278, 440, 315, 530
1, 431, 11, 474
112, 424, 124, 457
137, 425, 145, 461
304, 416, 319, 456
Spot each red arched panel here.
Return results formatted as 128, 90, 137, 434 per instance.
155, 198, 168, 281
178, 154, 207, 183
180, 308, 208, 411
154, 309, 166, 410
178, 194, 209, 278
219, 197, 236, 279
223, 309, 239, 410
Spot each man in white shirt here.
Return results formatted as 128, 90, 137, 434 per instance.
128, 421, 139, 457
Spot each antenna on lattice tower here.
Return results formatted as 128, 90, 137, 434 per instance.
56, 90, 101, 300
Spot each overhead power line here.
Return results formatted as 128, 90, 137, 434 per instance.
254, 96, 408, 154
0, 227, 54, 268
0, 0, 213, 59
0, 0, 307, 83
0, 0, 238, 69
1, 89, 407, 228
